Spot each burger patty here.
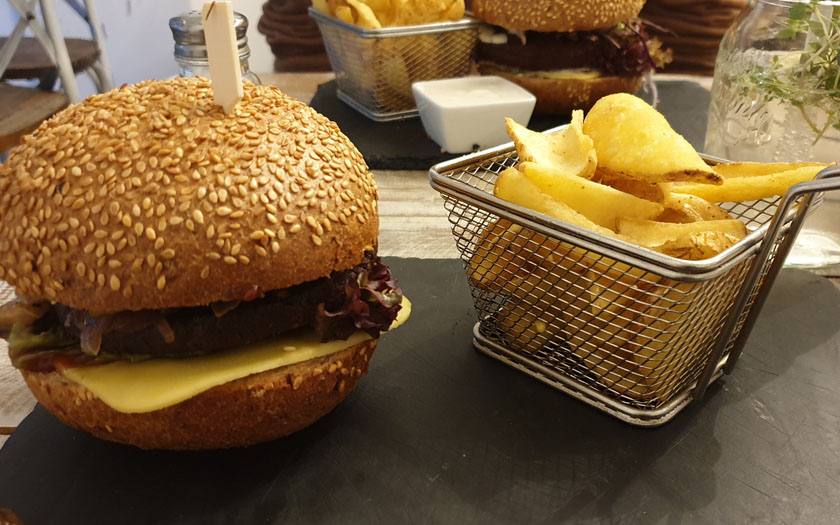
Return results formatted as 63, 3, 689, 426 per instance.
479, 32, 618, 73
478, 21, 668, 77
49, 253, 380, 359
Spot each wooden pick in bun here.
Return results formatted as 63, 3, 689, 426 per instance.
472, 0, 671, 115
0, 77, 408, 449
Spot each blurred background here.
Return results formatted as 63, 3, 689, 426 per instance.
0, 0, 277, 99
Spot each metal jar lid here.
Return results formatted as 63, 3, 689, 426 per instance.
169, 10, 251, 61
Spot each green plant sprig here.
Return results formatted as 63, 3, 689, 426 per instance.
737, 0, 840, 144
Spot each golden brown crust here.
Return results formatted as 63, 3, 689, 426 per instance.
0, 77, 379, 313
22, 338, 378, 450
472, 0, 645, 32
478, 63, 643, 115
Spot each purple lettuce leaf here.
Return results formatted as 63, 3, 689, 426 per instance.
315, 255, 403, 342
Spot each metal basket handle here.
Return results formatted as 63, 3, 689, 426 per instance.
693, 165, 840, 399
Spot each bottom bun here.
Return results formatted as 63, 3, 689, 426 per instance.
23, 339, 379, 450
478, 63, 643, 116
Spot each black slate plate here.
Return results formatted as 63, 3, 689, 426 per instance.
1, 258, 839, 524
309, 80, 712, 170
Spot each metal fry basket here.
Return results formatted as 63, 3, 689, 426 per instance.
309, 7, 478, 122
429, 133, 840, 426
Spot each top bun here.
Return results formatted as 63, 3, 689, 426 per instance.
0, 77, 378, 314
472, 0, 645, 32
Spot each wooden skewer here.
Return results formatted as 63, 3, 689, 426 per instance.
201, 1, 243, 113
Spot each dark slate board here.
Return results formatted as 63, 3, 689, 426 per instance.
1, 258, 839, 524
309, 79, 711, 169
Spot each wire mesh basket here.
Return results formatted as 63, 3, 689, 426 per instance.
430, 132, 840, 426
309, 7, 478, 122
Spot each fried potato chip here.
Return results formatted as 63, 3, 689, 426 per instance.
346, 0, 383, 28
657, 193, 732, 223
313, 0, 330, 13
493, 167, 621, 238
671, 164, 828, 203
615, 217, 747, 257
519, 162, 664, 229
712, 161, 827, 178
582, 93, 722, 185
506, 111, 597, 180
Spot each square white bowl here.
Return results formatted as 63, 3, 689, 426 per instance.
412, 76, 536, 154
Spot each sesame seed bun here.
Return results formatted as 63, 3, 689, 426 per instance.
478, 62, 643, 115
471, 0, 646, 32
0, 77, 378, 314
22, 338, 377, 450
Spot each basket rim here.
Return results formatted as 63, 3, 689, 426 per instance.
428, 126, 795, 282
309, 7, 479, 38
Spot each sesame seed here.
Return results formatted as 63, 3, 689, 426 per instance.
110, 274, 121, 291
223, 255, 237, 264
157, 275, 166, 290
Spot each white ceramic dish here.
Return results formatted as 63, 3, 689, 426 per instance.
412, 76, 536, 154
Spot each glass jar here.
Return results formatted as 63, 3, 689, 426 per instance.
168, 10, 262, 85
705, 0, 840, 270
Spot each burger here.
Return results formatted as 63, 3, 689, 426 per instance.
472, 0, 673, 115
0, 77, 408, 450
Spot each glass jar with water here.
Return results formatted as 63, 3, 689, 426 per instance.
705, 0, 840, 270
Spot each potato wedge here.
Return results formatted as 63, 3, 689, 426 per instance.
595, 168, 668, 203
583, 93, 722, 185
616, 217, 746, 258
670, 164, 828, 203
656, 232, 743, 260
519, 162, 664, 229
657, 193, 732, 223
712, 161, 827, 179
494, 167, 622, 237
506, 111, 597, 180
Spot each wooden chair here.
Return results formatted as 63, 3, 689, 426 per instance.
0, 0, 112, 156
1, 0, 113, 102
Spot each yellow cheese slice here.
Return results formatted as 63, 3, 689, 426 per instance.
62, 298, 411, 413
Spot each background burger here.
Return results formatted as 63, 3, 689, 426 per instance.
471, 0, 673, 115
0, 76, 407, 450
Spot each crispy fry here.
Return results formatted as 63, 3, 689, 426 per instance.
346, 0, 382, 28
712, 161, 827, 178
670, 165, 828, 203
519, 162, 664, 229
494, 167, 623, 237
